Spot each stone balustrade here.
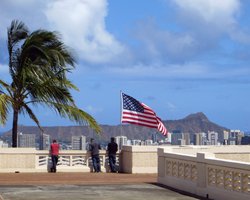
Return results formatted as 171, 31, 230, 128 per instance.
0, 148, 120, 173
158, 146, 250, 200
0, 146, 158, 173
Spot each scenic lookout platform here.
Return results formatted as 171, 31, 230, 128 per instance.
0, 145, 250, 199
0, 172, 203, 200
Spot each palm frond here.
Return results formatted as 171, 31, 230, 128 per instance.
26, 79, 75, 105
8, 20, 29, 46
0, 80, 14, 101
0, 93, 12, 125
8, 20, 29, 78
5, 20, 100, 147
21, 30, 75, 71
21, 103, 42, 130
0, 80, 10, 88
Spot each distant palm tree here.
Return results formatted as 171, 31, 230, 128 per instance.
0, 20, 101, 147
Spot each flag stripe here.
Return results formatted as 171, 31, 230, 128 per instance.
121, 93, 168, 136
157, 119, 168, 135
122, 116, 158, 125
121, 120, 158, 129
122, 111, 157, 121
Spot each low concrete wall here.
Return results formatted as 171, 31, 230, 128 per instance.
0, 148, 116, 173
0, 148, 36, 172
166, 145, 250, 155
166, 145, 250, 162
158, 146, 250, 200
121, 146, 158, 173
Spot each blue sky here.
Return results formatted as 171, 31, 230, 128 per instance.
0, 0, 250, 132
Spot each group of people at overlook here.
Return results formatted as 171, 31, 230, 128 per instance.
50, 137, 118, 173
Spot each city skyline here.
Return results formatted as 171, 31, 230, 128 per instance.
0, 0, 250, 132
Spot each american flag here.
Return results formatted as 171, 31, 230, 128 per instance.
121, 93, 168, 136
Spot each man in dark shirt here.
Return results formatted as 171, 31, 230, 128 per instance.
89, 138, 101, 173
107, 137, 118, 173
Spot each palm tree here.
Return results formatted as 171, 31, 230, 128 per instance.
0, 20, 101, 147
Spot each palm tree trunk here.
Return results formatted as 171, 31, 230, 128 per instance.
12, 109, 19, 147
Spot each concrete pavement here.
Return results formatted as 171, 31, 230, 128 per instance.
0, 173, 205, 200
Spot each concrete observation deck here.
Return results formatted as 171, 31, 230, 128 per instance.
0, 172, 204, 200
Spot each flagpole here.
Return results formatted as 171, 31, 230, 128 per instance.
120, 90, 123, 136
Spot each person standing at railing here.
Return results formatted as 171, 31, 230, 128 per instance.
89, 138, 101, 173
107, 137, 118, 173
50, 139, 60, 173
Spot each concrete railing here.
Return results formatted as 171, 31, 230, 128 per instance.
0, 145, 158, 173
0, 148, 120, 173
158, 147, 250, 200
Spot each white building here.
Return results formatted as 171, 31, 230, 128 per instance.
223, 130, 229, 145
194, 132, 207, 145
72, 136, 86, 150
145, 139, 153, 145
166, 133, 171, 143
171, 132, 183, 145
0, 140, 8, 148
171, 132, 190, 145
131, 139, 141, 146
229, 130, 244, 145
40, 132, 50, 150
18, 133, 36, 148
115, 136, 127, 150
207, 131, 218, 145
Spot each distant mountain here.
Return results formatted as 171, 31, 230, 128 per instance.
166, 112, 227, 134
1, 112, 228, 144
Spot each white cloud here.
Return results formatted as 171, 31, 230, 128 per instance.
174, 0, 240, 27
134, 20, 197, 62
172, 0, 250, 44
106, 62, 208, 78
132, 0, 250, 65
0, 0, 126, 65
106, 62, 250, 80
44, 0, 125, 63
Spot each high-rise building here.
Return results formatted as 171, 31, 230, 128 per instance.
39, 132, 50, 150
194, 132, 207, 145
18, 133, 35, 147
145, 139, 153, 145
183, 133, 190, 145
0, 140, 8, 148
171, 131, 190, 145
171, 131, 183, 145
223, 130, 229, 145
229, 130, 244, 145
151, 132, 158, 143
126, 139, 132, 146
131, 139, 141, 146
178, 139, 186, 145
72, 136, 86, 150
166, 132, 171, 143
207, 131, 218, 145
115, 136, 127, 150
